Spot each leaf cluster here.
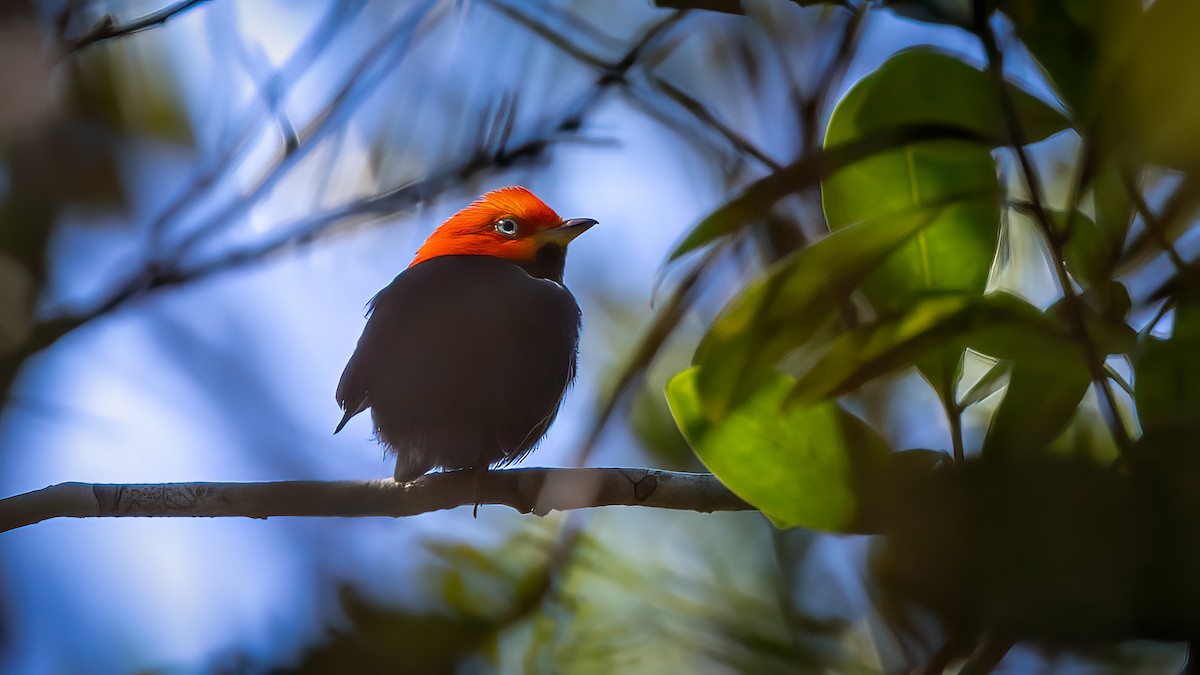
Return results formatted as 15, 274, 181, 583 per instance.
659, 0, 1200, 662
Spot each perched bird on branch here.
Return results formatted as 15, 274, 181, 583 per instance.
335, 187, 596, 483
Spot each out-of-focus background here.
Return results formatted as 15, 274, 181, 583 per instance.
0, 0, 1195, 672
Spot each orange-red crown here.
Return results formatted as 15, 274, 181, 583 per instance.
410, 187, 571, 268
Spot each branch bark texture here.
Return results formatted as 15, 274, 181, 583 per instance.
0, 468, 753, 534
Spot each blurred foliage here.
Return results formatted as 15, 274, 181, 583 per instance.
290, 516, 854, 673
290, 528, 558, 674
0, 8, 193, 393
656, 0, 1200, 669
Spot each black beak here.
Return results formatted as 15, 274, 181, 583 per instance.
541, 217, 598, 245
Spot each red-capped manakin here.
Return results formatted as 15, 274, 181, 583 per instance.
335, 187, 596, 482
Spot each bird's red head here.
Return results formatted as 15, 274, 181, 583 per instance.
410, 187, 596, 269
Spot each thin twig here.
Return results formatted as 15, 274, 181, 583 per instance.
647, 75, 782, 170
0, 468, 753, 534
145, 0, 367, 255
167, 0, 438, 258
972, 0, 1132, 456
484, 0, 608, 70
801, 3, 867, 155
1121, 168, 1187, 271
63, 0, 214, 55
948, 401, 966, 464
1121, 172, 1200, 272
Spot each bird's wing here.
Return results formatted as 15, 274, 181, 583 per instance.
333, 275, 421, 433
334, 258, 512, 434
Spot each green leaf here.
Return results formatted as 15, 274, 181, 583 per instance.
666, 367, 888, 531
824, 47, 1067, 150
668, 123, 994, 262
692, 199, 966, 420
823, 48, 1064, 313
982, 360, 1091, 460
786, 293, 1078, 406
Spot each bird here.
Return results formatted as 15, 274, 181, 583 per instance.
334, 186, 596, 484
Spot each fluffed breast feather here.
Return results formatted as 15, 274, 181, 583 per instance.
335, 255, 581, 474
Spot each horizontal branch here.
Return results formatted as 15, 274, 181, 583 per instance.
0, 468, 754, 534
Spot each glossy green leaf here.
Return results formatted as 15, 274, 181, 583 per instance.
823, 47, 1067, 148
786, 293, 1078, 406
666, 367, 888, 531
822, 48, 1064, 313
982, 360, 1091, 460
691, 200, 970, 421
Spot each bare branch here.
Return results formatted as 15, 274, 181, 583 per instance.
166, 0, 438, 258
17, 12, 686, 378
646, 75, 781, 170
1121, 168, 1187, 271
484, 0, 608, 70
145, 0, 367, 254
0, 468, 753, 534
64, 0, 214, 55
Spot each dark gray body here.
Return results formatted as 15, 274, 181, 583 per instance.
335, 255, 581, 482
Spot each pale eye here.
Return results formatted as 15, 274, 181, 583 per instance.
495, 218, 519, 237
